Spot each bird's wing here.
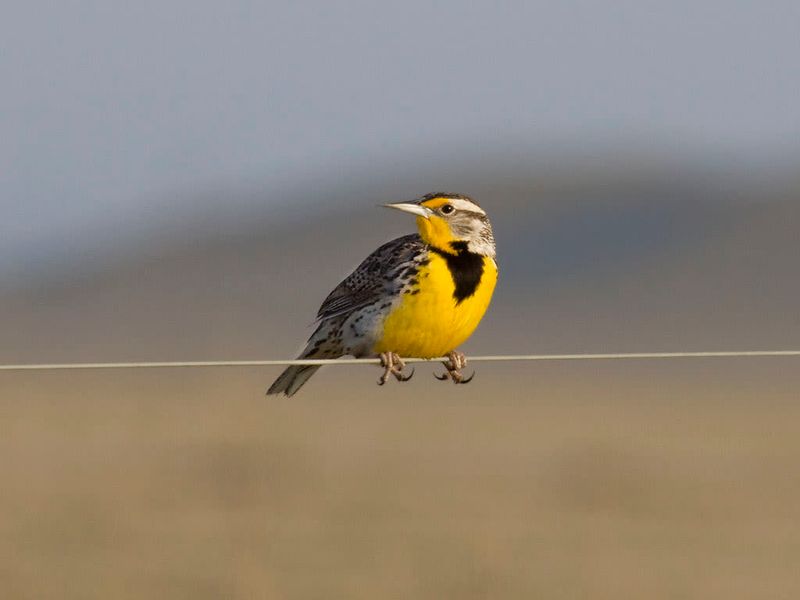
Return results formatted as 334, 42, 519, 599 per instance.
316, 234, 425, 322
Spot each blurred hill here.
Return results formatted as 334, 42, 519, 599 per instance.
2, 158, 798, 363
2, 160, 800, 599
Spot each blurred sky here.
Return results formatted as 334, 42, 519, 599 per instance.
2, 1, 799, 280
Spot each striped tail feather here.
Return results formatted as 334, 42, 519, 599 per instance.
267, 320, 343, 397
266, 364, 321, 397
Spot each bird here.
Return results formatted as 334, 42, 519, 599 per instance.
267, 192, 497, 396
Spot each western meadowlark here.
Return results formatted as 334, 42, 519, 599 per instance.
267, 192, 497, 396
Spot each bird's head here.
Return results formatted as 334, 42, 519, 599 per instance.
384, 192, 495, 258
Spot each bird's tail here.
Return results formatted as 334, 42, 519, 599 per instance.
266, 363, 321, 397
268, 320, 344, 396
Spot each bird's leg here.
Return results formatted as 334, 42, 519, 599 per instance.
434, 350, 475, 384
378, 352, 415, 385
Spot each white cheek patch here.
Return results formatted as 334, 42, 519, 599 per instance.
448, 198, 486, 215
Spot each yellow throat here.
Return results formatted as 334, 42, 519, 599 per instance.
375, 196, 498, 358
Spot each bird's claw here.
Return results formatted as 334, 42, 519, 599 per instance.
378, 352, 414, 385
434, 351, 475, 384
397, 367, 415, 382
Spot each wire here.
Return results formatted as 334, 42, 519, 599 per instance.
1, 350, 799, 371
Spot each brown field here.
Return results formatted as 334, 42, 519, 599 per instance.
2, 180, 799, 597
3, 361, 800, 599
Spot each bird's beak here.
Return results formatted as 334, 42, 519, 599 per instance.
383, 202, 432, 219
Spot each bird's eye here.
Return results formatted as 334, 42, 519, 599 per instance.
440, 204, 455, 215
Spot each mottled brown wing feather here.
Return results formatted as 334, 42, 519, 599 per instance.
315, 234, 424, 322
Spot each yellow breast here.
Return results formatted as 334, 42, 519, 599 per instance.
374, 253, 498, 358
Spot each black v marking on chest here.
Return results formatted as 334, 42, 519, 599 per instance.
431, 242, 485, 304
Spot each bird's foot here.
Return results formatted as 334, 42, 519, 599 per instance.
378, 352, 415, 385
434, 350, 475, 384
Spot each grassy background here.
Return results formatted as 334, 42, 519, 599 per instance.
4, 364, 800, 599
2, 171, 799, 598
